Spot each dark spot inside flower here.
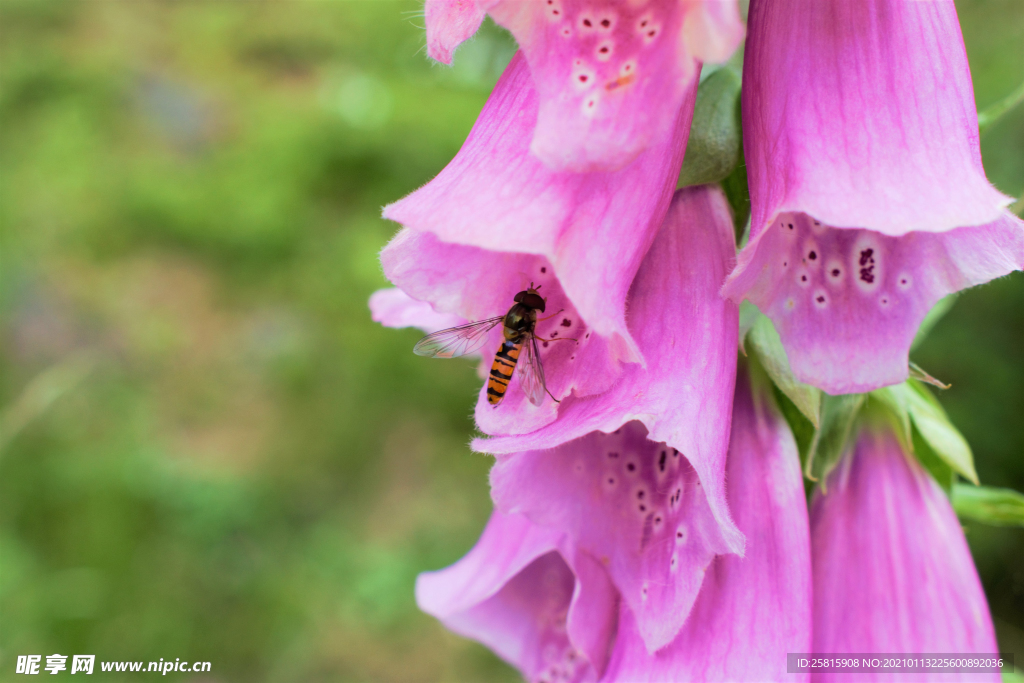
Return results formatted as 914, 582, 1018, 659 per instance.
585, 332, 590, 338
601, 18, 610, 27
816, 295, 825, 303
639, 504, 647, 512
599, 46, 609, 53
583, 18, 592, 26
783, 260, 788, 267
859, 248, 876, 283
608, 451, 619, 458
647, 29, 656, 37
561, 318, 572, 327
540, 267, 546, 273
801, 275, 808, 282
579, 75, 589, 83
655, 515, 662, 524
901, 278, 908, 285
658, 451, 666, 472
636, 490, 645, 499
881, 297, 889, 305
614, 429, 621, 434
626, 463, 636, 472
607, 476, 615, 485
570, 355, 575, 360
551, 330, 558, 337
676, 530, 684, 538
543, 341, 549, 348
553, 9, 559, 14
672, 448, 679, 457
809, 251, 817, 260
640, 19, 648, 27
832, 268, 841, 277
788, 223, 794, 230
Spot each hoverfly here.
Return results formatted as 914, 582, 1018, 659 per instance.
413, 285, 575, 406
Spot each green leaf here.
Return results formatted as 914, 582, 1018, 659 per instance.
877, 381, 978, 484
677, 67, 741, 188
868, 388, 914, 455
952, 484, 1024, 528
746, 312, 821, 428
906, 380, 977, 484
913, 427, 956, 494
772, 383, 817, 478
805, 393, 865, 488
737, 300, 760, 353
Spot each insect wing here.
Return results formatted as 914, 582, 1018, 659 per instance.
413, 317, 504, 358
518, 335, 549, 407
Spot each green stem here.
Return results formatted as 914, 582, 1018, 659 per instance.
978, 78, 1024, 135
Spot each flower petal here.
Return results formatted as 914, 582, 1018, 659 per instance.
416, 510, 618, 682
425, 0, 486, 65
600, 372, 811, 679
368, 287, 466, 334
723, 212, 1024, 394
811, 429, 999, 681
743, 0, 1012, 238
481, 0, 740, 171
381, 229, 622, 434
491, 421, 732, 654
480, 186, 744, 597
383, 51, 697, 367
680, 0, 746, 65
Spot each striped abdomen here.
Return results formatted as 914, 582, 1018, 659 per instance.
487, 340, 521, 405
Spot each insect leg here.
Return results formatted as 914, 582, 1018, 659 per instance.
535, 308, 564, 323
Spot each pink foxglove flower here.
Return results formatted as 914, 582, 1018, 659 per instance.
475, 184, 741, 626
379, 53, 698, 437
722, 0, 1024, 395
416, 510, 618, 682
425, 0, 744, 172
599, 372, 811, 680
386, 186, 744, 651
417, 370, 811, 681
811, 429, 999, 681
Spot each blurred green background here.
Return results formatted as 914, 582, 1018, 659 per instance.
0, 1, 1021, 681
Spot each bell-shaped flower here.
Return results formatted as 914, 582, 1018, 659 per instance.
477, 185, 744, 635
598, 370, 811, 679
388, 186, 743, 653
811, 427, 999, 680
425, 0, 744, 172
722, 0, 1024, 395
462, 184, 752, 654
416, 510, 619, 683
417, 368, 811, 680
379, 181, 740, 521
379, 53, 699, 437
